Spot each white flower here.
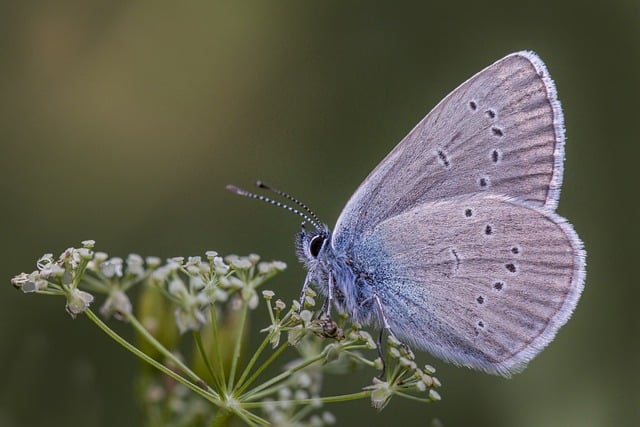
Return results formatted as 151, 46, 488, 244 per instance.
296, 372, 311, 388
101, 258, 123, 278
145, 256, 161, 267
151, 264, 172, 282
226, 255, 252, 269
81, 240, 95, 248
76, 248, 93, 260
40, 263, 65, 278
189, 275, 205, 291
294, 389, 308, 401
247, 291, 259, 309
174, 307, 207, 334
66, 289, 94, 318
100, 289, 132, 319
36, 254, 54, 271
258, 261, 287, 273
300, 310, 313, 324
322, 411, 336, 425
11, 272, 31, 287
168, 278, 188, 297
186, 256, 201, 266
126, 254, 145, 277
262, 290, 275, 299
205, 250, 218, 259
213, 256, 228, 273
368, 378, 392, 410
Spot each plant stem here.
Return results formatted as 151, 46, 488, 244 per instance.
241, 349, 327, 401
126, 312, 215, 395
235, 340, 288, 397
226, 301, 248, 392
210, 305, 228, 392
209, 409, 232, 427
80, 274, 111, 293
394, 391, 433, 403
35, 290, 65, 296
233, 329, 276, 394
72, 258, 90, 288
84, 309, 219, 404
194, 330, 221, 391
240, 391, 372, 409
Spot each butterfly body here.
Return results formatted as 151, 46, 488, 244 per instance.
296, 226, 380, 327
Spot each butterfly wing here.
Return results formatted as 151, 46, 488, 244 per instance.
357, 194, 585, 375
333, 51, 565, 250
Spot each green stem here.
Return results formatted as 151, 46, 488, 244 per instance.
84, 309, 219, 404
35, 290, 65, 296
80, 274, 111, 293
194, 330, 221, 391
126, 312, 216, 396
265, 299, 275, 324
72, 258, 91, 288
210, 306, 228, 392
234, 408, 269, 427
393, 391, 434, 403
240, 391, 372, 409
235, 340, 289, 396
209, 409, 232, 427
344, 350, 377, 367
289, 402, 315, 424
233, 328, 276, 394
241, 349, 327, 401
227, 301, 248, 392
389, 358, 403, 383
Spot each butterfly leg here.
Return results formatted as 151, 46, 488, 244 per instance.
298, 273, 312, 312
373, 293, 391, 331
373, 293, 411, 377
299, 272, 334, 318
373, 293, 393, 378
376, 328, 387, 378
325, 272, 334, 318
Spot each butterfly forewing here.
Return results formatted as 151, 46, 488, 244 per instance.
333, 51, 565, 251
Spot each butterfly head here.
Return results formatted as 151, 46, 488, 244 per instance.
296, 223, 332, 268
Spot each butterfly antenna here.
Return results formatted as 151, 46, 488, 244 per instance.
255, 181, 322, 226
226, 184, 321, 229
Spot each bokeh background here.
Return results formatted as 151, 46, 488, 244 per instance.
1, 1, 638, 426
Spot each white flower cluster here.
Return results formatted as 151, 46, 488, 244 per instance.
11, 241, 97, 318
11, 241, 286, 329
150, 252, 287, 334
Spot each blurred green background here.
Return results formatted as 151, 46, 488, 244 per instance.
1, 1, 638, 426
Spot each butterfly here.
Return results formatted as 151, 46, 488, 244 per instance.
229, 51, 585, 376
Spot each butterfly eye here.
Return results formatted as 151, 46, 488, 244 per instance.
309, 235, 325, 258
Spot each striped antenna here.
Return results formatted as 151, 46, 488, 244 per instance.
255, 181, 322, 226
226, 184, 321, 229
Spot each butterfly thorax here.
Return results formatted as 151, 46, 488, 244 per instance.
296, 225, 378, 326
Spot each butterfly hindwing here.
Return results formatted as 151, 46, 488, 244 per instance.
355, 194, 584, 375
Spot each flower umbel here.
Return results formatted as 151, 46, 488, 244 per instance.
365, 335, 442, 410
11, 241, 441, 426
